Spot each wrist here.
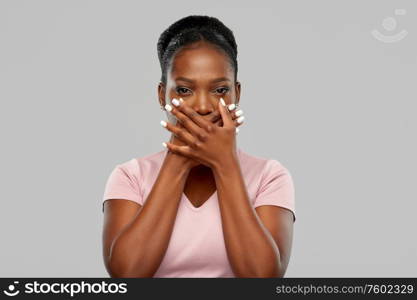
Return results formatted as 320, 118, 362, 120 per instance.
164, 151, 192, 174
212, 151, 239, 175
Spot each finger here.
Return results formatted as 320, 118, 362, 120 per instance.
163, 141, 196, 158
220, 102, 241, 133
207, 103, 238, 124
161, 120, 200, 148
216, 114, 244, 127
232, 108, 243, 119
216, 113, 240, 123
227, 103, 238, 112
171, 98, 213, 132
235, 115, 244, 126
232, 108, 244, 127
218, 97, 234, 128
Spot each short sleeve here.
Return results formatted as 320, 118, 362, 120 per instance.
102, 160, 143, 212
254, 160, 296, 222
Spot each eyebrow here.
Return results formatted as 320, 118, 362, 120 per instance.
175, 77, 231, 83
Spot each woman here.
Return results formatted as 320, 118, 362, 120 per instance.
102, 15, 296, 278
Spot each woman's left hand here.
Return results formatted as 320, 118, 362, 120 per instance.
163, 98, 238, 169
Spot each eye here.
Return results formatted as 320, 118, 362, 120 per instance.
175, 87, 192, 95
214, 87, 230, 94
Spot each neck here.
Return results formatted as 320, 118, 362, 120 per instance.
189, 164, 212, 177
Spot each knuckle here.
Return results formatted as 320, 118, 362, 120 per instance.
196, 139, 203, 147
192, 140, 200, 148
177, 130, 185, 138
206, 124, 214, 133
198, 132, 207, 141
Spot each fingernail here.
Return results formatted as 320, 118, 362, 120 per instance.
162, 142, 167, 148
237, 116, 245, 124
228, 103, 236, 111
235, 109, 243, 117
165, 104, 172, 112
160, 120, 167, 128
236, 127, 239, 134
179, 98, 184, 102
220, 98, 226, 106
172, 98, 180, 107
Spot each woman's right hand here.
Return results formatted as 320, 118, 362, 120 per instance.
168, 123, 201, 169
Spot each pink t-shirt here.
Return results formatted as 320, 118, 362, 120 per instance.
102, 147, 296, 278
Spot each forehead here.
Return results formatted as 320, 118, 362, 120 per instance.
168, 42, 233, 82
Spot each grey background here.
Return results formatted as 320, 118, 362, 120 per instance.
0, 0, 415, 277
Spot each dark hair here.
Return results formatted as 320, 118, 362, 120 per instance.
157, 15, 238, 85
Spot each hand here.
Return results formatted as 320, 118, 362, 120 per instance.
168, 123, 201, 169
210, 102, 244, 130
162, 98, 244, 169
165, 103, 243, 169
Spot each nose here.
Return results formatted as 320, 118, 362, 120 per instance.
188, 93, 218, 117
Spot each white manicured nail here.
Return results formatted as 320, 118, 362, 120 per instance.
220, 98, 226, 106
165, 104, 172, 112
162, 142, 167, 148
236, 127, 239, 134
228, 103, 236, 111
237, 116, 245, 124
235, 109, 243, 117
160, 120, 167, 128
179, 98, 184, 102
172, 98, 180, 107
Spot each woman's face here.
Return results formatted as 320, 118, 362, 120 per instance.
158, 41, 240, 122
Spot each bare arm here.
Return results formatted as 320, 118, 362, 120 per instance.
102, 151, 191, 277
212, 156, 294, 277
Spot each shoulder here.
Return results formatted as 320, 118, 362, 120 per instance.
102, 150, 167, 208
117, 149, 167, 174
237, 147, 291, 180
108, 149, 166, 186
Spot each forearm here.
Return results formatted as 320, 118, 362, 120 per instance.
109, 152, 191, 277
212, 156, 281, 277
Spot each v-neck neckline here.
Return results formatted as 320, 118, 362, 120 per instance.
183, 190, 217, 212
160, 147, 242, 212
